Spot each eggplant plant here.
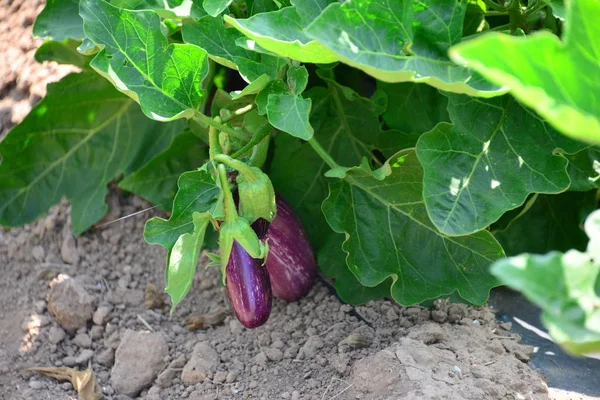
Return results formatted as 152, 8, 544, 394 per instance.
1, 0, 599, 345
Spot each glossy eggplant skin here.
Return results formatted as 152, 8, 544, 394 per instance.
264, 195, 317, 301
226, 240, 272, 328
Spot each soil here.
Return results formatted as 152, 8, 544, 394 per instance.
0, 1, 581, 399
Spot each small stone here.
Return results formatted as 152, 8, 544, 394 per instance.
265, 348, 284, 362
61, 230, 80, 266
93, 304, 113, 325
75, 349, 94, 365
73, 333, 92, 348
31, 245, 45, 262
90, 326, 104, 340
182, 342, 220, 385
229, 320, 244, 335
111, 330, 169, 397
47, 275, 94, 333
29, 381, 44, 390
213, 371, 227, 384
96, 348, 115, 366
62, 357, 77, 367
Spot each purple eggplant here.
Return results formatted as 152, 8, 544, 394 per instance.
264, 195, 317, 301
226, 240, 272, 328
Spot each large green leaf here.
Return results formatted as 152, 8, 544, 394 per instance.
80, 0, 209, 121
542, 0, 566, 20
35, 39, 90, 68
449, 0, 600, 144
377, 82, 449, 134
144, 168, 221, 250
319, 233, 393, 305
416, 93, 586, 236
119, 132, 208, 211
224, 7, 340, 64
304, 0, 503, 97
0, 73, 182, 235
493, 191, 597, 256
269, 78, 412, 248
165, 212, 211, 312
266, 94, 314, 140
182, 16, 285, 82
322, 151, 504, 305
566, 148, 600, 191
203, 0, 232, 16
111, 0, 207, 18
491, 209, 600, 355
33, 0, 84, 41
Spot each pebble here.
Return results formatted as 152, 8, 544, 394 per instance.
75, 349, 94, 364
93, 304, 113, 325
111, 330, 169, 397
47, 275, 94, 333
73, 333, 92, 348
29, 381, 44, 390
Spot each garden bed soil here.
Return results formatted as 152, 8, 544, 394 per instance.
0, 1, 589, 399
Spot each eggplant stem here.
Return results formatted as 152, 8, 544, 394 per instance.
218, 163, 238, 223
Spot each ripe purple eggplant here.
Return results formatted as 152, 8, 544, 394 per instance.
226, 240, 272, 328
264, 195, 317, 301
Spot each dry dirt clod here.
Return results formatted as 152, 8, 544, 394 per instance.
47, 275, 94, 333
185, 309, 230, 331
110, 329, 169, 397
182, 342, 220, 385
92, 304, 113, 325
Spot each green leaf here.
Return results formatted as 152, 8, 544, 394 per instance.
182, 16, 285, 82
203, 0, 232, 16
166, 212, 211, 312
224, 7, 340, 64
449, 0, 600, 144
286, 65, 308, 95
291, 0, 335, 23
541, 0, 566, 19
491, 209, 600, 355
270, 80, 445, 249
566, 148, 600, 191
111, 0, 207, 18
144, 168, 221, 249
319, 233, 393, 305
322, 151, 504, 305
266, 94, 314, 140
493, 191, 597, 256
0, 72, 182, 235
304, 0, 504, 97
231, 75, 272, 100
463, 0, 487, 37
33, 0, 84, 41
80, 0, 209, 121
35, 39, 90, 68
416, 94, 586, 236
119, 132, 208, 211
377, 82, 449, 134
256, 80, 288, 115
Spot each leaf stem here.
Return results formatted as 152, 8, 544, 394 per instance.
231, 128, 272, 159
308, 137, 341, 170
194, 113, 251, 142
483, 0, 506, 12
209, 117, 223, 160
217, 163, 237, 223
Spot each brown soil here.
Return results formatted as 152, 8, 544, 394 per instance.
0, 1, 574, 399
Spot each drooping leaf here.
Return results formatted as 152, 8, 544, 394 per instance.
182, 16, 285, 82
304, 0, 504, 97
377, 82, 449, 134
270, 79, 441, 248
80, 0, 209, 121
166, 212, 211, 312
449, 0, 600, 144
119, 132, 208, 211
416, 93, 586, 236
491, 209, 600, 355
266, 94, 314, 140
144, 168, 221, 249
566, 149, 600, 191
322, 151, 504, 305
111, 0, 207, 18
33, 0, 84, 41
34, 39, 90, 68
224, 7, 340, 64
203, 0, 232, 16
319, 233, 392, 305
0, 73, 182, 235
493, 191, 597, 256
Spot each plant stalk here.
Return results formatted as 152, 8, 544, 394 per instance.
218, 163, 237, 223
231, 128, 272, 159
194, 113, 251, 142
307, 137, 341, 169
209, 117, 223, 160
